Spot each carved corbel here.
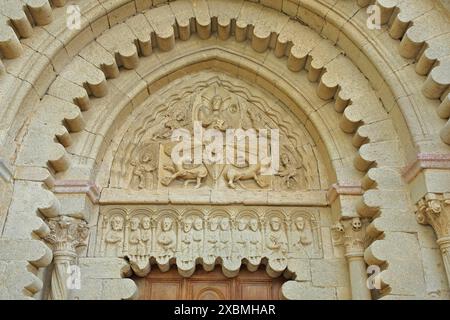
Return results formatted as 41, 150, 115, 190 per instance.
44, 216, 89, 300
416, 193, 450, 287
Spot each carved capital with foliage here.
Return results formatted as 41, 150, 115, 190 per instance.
416, 193, 450, 240
44, 216, 89, 257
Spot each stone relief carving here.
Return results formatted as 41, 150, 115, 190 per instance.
130, 145, 158, 190
97, 206, 323, 276
109, 74, 326, 192
331, 217, 368, 257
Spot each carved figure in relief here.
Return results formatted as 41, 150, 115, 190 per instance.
140, 217, 152, 255
131, 152, 157, 190
128, 217, 142, 256
180, 218, 193, 265
161, 161, 208, 189
199, 95, 230, 131
233, 218, 249, 260
247, 218, 262, 260
223, 162, 270, 189
153, 110, 187, 140
291, 217, 313, 258
105, 216, 124, 257
276, 153, 299, 189
206, 218, 220, 260
266, 217, 288, 266
192, 218, 204, 258
157, 217, 177, 260
219, 218, 232, 261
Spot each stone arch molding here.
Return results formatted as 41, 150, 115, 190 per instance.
0, 0, 449, 300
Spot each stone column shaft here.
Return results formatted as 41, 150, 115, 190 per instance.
346, 253, 372, 300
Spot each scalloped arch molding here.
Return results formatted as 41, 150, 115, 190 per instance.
0, 0, 449, 300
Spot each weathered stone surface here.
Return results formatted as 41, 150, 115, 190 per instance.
0, 0, 449, 301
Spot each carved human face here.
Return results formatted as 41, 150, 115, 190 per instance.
130, 217, 140, 231
142, 217, 151, 230
250, 219, 258, 231
238, 219, 247, 231
270, 217, 281, 231
111, 216, 123, 231
209, 218, 219, 231
211, 95, 222, 111
162, 218, 173, 232
295, 217, 305, 230
220, 218, 230, 231
194, 218, 203, 231
183, 219, 193, 232
352, 218, 362, 231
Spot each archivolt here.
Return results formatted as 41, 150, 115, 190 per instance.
1, 0, 445, 299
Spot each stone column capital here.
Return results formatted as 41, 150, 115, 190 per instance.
416, 193, 450, 240
332, 217, 367, 257
44, 216, 89, 257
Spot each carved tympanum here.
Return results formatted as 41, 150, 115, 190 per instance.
109, 74, 325, 191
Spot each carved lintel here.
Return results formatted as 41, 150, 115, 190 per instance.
98, 206, 323, 276
44, 216, 89, 300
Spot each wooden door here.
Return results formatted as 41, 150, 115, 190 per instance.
134, 266, 284, 300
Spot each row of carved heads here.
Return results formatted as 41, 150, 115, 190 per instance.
99, 209, 322, 272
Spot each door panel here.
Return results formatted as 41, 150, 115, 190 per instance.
134, 266, 284, 300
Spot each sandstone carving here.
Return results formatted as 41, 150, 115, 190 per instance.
110, 76, 323, 191
44, 216, 89, 300
97, 206, 323, 275
0, 0, 449, 302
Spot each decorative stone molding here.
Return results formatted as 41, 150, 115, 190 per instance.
327, 184, 364, 204
416, 193, 450, 287
402, 153, 450, 183
44, 216, 89, 300
332, 217, 371, 300
53, 180, 101, 204
97, 205, 323, 278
